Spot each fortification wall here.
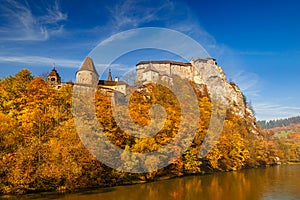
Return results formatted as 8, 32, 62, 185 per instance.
136, 61, 194, 82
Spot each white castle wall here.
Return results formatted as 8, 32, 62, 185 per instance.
136, 59, 217, 84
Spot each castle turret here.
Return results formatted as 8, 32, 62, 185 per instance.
48, 67, 61, 84
108, 69, 112, 81
47, 67, 63, 89
76, 57, 99, 86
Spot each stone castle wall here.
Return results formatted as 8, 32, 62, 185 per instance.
136, 59, 218, 85
136, 61, 195, 83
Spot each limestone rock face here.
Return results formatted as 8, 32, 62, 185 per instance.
195, 60, 259, 136
192, 59, 257, 131
136, 58, 256, 127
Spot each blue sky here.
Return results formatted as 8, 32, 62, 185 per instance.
0, 0, 299, 120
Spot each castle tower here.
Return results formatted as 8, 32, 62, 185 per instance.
108, 69, 112, 81
47, 67, 61, 87
76, 56, 99, 86
48, 67, 61, 84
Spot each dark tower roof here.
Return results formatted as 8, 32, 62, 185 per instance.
79, 56, 99, 76
49, 67, 60, 77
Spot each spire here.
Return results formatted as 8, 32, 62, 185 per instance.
108, 68, 112, 81
79, 56, 99, 76
49, 67, 59, 76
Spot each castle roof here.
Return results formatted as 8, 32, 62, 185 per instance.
98, 69, 127, 86
78, 56, 99, 76
136, 60, 191, 66
48, 67, 60, 77
195, 57, 216, 63
98, 80, 127, 86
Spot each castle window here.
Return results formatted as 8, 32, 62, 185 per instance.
51, 77, 56, 82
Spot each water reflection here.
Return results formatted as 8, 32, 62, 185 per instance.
4, 165, 300, 200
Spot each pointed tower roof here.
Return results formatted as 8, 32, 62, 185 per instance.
79, 56, 99, 76
49, 67, 59, 76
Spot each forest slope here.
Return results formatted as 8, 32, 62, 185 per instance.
0, 69, 280, 194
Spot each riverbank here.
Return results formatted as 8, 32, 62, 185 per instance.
2, 165, 300, 200
1, 163, 283, 198
287, 160, 300, 164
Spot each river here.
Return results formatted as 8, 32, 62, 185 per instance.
2, 165, 300, 200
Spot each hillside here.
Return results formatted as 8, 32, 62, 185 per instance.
257, 116, 300, 162
266, 123, 300, 138
0, 67, 280, 195
259, 117, 300, 163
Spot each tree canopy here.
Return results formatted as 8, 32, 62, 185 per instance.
0, 69, 283, 195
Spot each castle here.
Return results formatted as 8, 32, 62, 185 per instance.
47, 67, 66, 89
136, 58, 217, 85
48, 56, 218, 94
48, 56, 127, 94
48, 56, 257, 130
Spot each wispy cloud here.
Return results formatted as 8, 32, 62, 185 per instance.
0, 55, 125, 76
38, 1, 67, 24
254, 102, 300, 120
108, 0, 174, 31
0, 56, 80, 68
98, 30, 138, 46
96, 0, 217, 64
105, 0, 217, 52
0, 0, 67, 41
230, 70, 261, 97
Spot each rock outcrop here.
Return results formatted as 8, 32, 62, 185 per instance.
192, 58, 258, 135
136, 57, 259, 135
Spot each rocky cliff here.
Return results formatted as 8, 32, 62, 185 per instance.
192, 58, 259, 135
134, 57, 259, 136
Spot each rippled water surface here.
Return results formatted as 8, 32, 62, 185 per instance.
3, 165, 300, 200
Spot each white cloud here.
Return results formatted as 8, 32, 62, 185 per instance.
98, 30, 138, 46
38, 1, 67, 24
108, 0, 174, 31
0, 56, 80, 68
254, 102, 300, 120
0, 55, 127, 77
105, 0, 217, 52
231, 70, 260, 96
0, 0, 67, 41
